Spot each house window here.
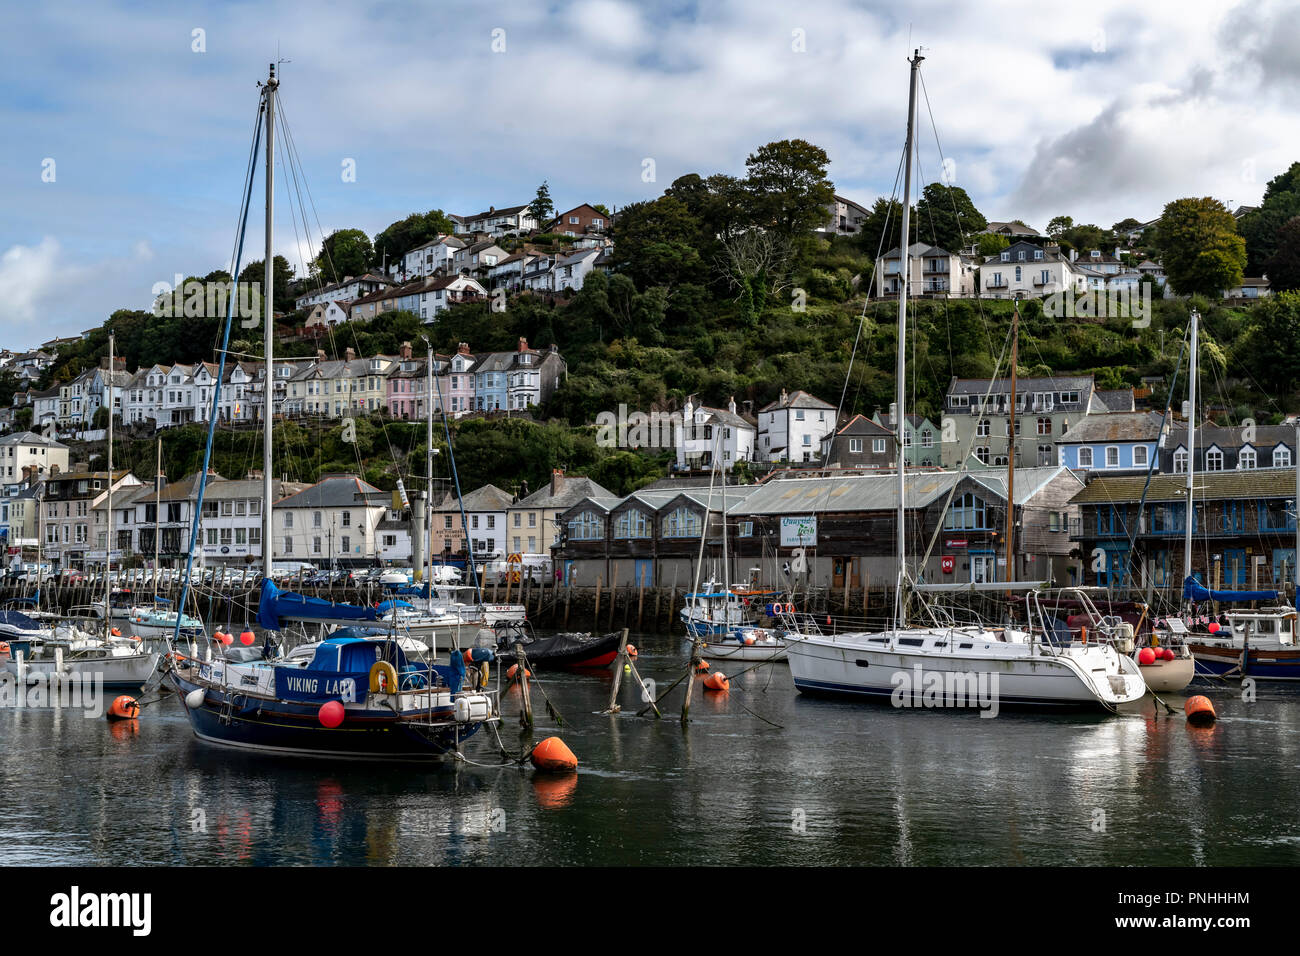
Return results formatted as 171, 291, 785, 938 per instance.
1173, 448, 1188, 473
975, 446, 990, 465
872, 438, 885, 454
567, 511, 604, 540
849, 438, 863, 453
1133, 445, 1149, 467
1205, 447, 1224, 471
1106, 446, 1120, 468
1275, 446, 1293, 467
284, 512, 293, 528
284, 537, 293, 553
614, 510, 651, 539
977, 418, 990, 437
341, 536, 350, 553
1079, 447, 1094, 468
1036, 417, 1051, 436
662, 507, 701, 538
1238, 447, 1256, 469
944, 492, 989, 530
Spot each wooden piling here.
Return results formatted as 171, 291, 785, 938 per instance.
514, 642, 533, 729
682, 642, 700, 724
603, 628, 630, 713
593, 575, 602, 630
636, 579, 646, 632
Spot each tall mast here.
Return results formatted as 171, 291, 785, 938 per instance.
1004, 303, 1019, 585
1183, 309, 1198, 594
894, 49, 922, 630
1294, 419, 1299, 606
153, 436, 161, 596
262, 63, 278, 580
104, 330, 115, 636
426, 342, 435, 592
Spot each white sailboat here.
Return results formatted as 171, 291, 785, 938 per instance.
782, 51, 1145, 712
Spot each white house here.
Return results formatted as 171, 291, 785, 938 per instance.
0, 431, 69, 483
274, 476, 388, 567
417, 276, 488, 322
757, 389, 836, 463
294, 274, 391, 311
552, 248, 602, 292
452, 205, 538, 238
454, 484, 515, 559
303, 301, 351, 328
981, 241, 1085, 299
397, 235, 465, 280
676, 396, 757, 472
876, 243, 978, 297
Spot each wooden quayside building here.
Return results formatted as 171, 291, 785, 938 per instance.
554, 466, 1086, 593
1070, 470, 1300, 598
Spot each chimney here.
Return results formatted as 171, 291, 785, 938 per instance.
20, 465, 31, 485
551, 468, 564, 496
345, 347, 356, 362
1069, 249, 1078, 262
316, 349, 326, 362
458, 342, 472, 356
728, 395, 737, 415
399, 341, 412, 360
889, 402, 898, 427
50, 464, 60, 476
780, 388, 788, 406
518, 337, 529, 352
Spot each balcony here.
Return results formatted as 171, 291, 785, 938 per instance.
923, 263, 949, 274
986, 280, 1008, 289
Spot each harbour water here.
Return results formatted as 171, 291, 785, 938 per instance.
2, 632, 1298, 866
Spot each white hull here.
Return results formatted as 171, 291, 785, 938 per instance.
696, 636, 787, 662
5, 650, 159, 688
1135, 655, 1196, 694
785, 627, 1146, 711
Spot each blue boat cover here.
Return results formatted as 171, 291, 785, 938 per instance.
1182, 576, 1278, 603
257, 579, 380, 632
376, 600, 413, 614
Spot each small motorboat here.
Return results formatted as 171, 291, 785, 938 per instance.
696, 626, 787, 663
493, 625, 623, 670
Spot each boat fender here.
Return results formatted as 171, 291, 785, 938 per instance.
369, 660, 398, 694
184, 688, 206, 710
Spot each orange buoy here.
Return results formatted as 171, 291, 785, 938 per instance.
110, 627, 121, 637
626, 643, 638, 659
239, 630, 255, 646
703, 672, 729, 692
507, 663, 532, 682
530, 736, 578, 772
1185, 695, 1216, 725
693, 659, 711, 673
106, 695, 140, 721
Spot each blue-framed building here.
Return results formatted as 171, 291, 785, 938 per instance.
1057, 411, 1164, 474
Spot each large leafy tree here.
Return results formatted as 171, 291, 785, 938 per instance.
1239, 162, 1300, 275
857, 197, 911, 257
237, 255, 294, 308
1155, 197, 1246, 296
743, 139, 836, 238
1046, 215, 1073, 239
1266, 215, 1300, 293
609, 195, 705, 290
913, 182, 987, 251
1246, 291, 1300, 395
372, 210, 457, 265
311, 228, 374, 282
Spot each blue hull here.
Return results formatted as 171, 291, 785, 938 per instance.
174, 675, 483, 761
1192, 654, 1300, 681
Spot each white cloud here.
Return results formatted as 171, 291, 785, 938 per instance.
0, 238, 65, 330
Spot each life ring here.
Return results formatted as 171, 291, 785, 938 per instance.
369, 660, 398, 694
785, 603, 795, 614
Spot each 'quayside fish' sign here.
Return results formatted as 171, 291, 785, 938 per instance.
274, 670, 364, 705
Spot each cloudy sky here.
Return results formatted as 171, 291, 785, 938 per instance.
2, 0, 1297, 348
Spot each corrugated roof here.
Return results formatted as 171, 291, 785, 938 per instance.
1071, 469, 1298, 504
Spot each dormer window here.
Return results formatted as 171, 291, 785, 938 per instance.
1033, 250, 1043, 260
1000, 251, 1010, 262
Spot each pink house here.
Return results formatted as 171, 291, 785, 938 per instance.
385, 342, 447, 420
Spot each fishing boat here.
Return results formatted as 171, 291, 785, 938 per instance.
680, 582, 788, 661
1175, 581, 1300, 680
783, 51, 1145, 713
161, 64, 501, 760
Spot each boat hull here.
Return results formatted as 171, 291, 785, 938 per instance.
1187, 641, 1300, 681
4, 651, 159, 689
498, 631, 623, 670
173, 673, 485, 761
696, 638, 787, 663
785, 633, 1144, 712
1135, 655, 1196, 693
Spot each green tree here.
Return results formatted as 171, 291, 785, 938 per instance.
857, 197, 911, 257
1246, 291, 1300, 395
609, 196, 705, 290
312, 229, 374, 282
1239, 162, 1300, 275
743, 139, 836, 238
975, 233, 1010, 258
1266, 215, 1300, 293
1112, 217, 1142, 235
1155, 197, 1246, 297
528, 181, 555, 230
238, 255, 294, 308
372, 209, 457, 266
913, 182, 986, 251
1046, 215, 1074, 240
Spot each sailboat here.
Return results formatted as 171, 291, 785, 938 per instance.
166, 65, 500, 759
1156, 314, 1300, 680
781, 51, 1146, 712
679, 462, 787, 661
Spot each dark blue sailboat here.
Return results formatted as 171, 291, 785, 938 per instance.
162, 65, 500, 761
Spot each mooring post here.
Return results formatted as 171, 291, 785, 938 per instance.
514, 641, 533, 729
603, 628, 630, 713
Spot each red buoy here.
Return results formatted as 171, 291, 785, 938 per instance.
239, 631, 255, 646
626, 643, 638, 659
1162, 647, 1177, 661
703, 672, 730, 692
318, 700, 345, 728
106, 695, 139, 721
531, 736, 578, 772
693, 659, 711, 673
507, 663, 532, 682
1137, 647, 1156, 666
1208, 622, 1221, 634
1185, 695, 1216, 725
